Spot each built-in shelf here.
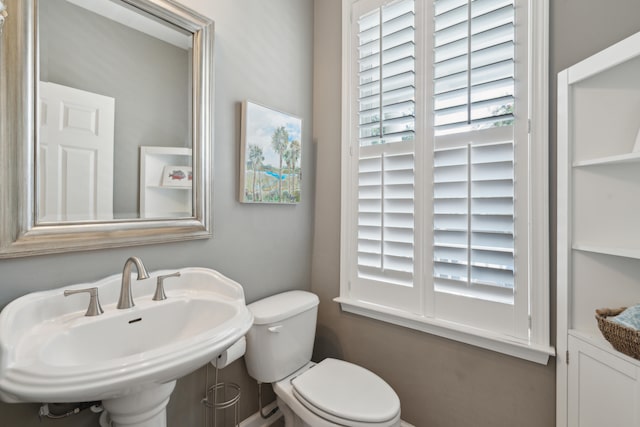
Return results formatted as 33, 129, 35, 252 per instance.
145, 185, 191, 190
573, 151, 640, 167
572, 244, 640, 260
569, 329, 640, 368
568, 329, 610, 351
140, 146, 192, 219
558, 30, 640, 427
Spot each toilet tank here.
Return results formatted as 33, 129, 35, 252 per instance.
245, 291, 319, 383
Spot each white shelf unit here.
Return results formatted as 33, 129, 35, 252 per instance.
557, 31, 640, 427
140, 146, 193, 219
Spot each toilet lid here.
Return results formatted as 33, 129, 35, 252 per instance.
291, 358, 400, 424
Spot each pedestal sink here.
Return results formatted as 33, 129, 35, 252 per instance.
0, 267, 253, 427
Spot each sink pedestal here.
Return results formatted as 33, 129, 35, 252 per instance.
102, 381, 176, 427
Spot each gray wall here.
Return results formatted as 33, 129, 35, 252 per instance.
0, 0, 313, 425
311, 1, 640, 427
40, 0, 190, 219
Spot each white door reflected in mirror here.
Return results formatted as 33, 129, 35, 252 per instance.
38, 82, 115, 222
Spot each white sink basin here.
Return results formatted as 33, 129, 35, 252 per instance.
0, 267, 253, 404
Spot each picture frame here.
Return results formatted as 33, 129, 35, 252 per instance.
161, 165, 192, 187
239, 100, 302, 204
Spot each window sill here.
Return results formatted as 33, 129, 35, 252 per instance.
334, 297, 555, 365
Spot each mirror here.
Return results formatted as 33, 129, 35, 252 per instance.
38, 0, 194, 222
0, 0, 213, 257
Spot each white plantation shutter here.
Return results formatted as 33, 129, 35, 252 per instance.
433, 0, 515, 135
341, 0, 550, 360
357, 151, 415, 286
357, 1, 416, 146
432, 0, 517, 304
353, 0, 417, 292
433, 136, 515, 303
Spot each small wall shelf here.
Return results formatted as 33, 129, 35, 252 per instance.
140, 146, 192, 219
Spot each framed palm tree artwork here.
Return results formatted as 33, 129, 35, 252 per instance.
239, 100, 302, 204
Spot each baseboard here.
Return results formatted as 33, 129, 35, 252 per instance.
239, 402, 282, 427
239, 403, 414, 427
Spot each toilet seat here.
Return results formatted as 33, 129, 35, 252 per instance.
290, 358, 400, 426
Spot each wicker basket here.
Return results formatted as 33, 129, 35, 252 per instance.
595, 307, 640, 360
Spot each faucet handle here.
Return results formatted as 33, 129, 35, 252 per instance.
64, 287, 104, 317
153, 272, 181, 301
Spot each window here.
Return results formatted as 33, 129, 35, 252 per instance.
339, 0, 552, 364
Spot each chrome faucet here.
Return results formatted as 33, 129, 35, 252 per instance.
117, 256, 150, 309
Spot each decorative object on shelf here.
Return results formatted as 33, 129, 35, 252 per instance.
596, 307, 640, 360
239, 100, 302, 204
633, 127, 640, 152
610, 304, 640, 329
161, 165, 192, 187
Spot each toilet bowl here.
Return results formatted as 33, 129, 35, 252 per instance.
244, 291, 401, 427
275, 360, 401, 427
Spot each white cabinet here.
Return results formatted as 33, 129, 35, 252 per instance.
140, 146, 192, 218
567, 332, 640, 427
557, 31, 640, 427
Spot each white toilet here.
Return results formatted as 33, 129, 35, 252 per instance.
244, 290, 401, 427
